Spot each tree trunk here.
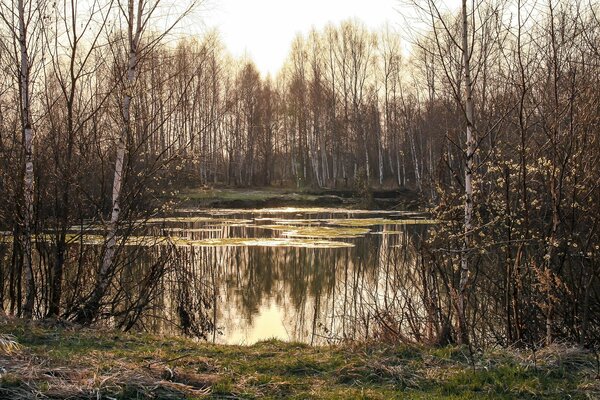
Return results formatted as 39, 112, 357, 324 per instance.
457, 0, 475, 346
377, 113, 384, 186
76, 0, 140, 324
19, 0, 35, 319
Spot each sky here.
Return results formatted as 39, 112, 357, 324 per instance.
203, 0, 439, 77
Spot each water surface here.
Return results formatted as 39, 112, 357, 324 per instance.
0, 207, 431, 345
140, 207, 430, 344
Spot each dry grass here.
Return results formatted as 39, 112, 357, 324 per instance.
0, 320, 598, 399
0, 322, 213, 399
0, 334, 21, 354
0, 350, 212, 399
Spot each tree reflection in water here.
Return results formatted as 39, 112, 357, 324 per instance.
0, 208, 431, 344
134, 208, 429, 344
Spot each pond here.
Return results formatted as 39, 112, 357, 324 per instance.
1, 207, 434, 345
135, 207, 433, 345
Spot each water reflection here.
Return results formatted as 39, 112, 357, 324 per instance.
141, 208, 429, 344
0, 208, 430, 344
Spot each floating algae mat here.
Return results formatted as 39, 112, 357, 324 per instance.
252, 224, 295, 231
253, 217, 323, 225
144, 216, 253, 224
171, 237, 353, 248
1, 233, 105, 245
179, 207, 406, 215
161, 227, 222, 233
253, 223, 370, 238
73, 235, 170, 246
282, 226, 370, 239
370, 230, 406, 235
34, 234, 353, 249
325, 218, 438, 227
1, 233, 353, 249
0, 208, 434, 250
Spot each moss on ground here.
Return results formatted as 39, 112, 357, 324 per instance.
0, 320, 597, 399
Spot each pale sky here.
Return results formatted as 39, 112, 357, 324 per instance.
205, 0, 441, 76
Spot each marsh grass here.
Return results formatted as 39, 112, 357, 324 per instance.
0, 320, 597, 399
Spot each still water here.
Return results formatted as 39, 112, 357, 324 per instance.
135, 207, 432, 345
0, 207, 432, 344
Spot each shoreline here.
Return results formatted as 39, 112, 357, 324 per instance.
172, 187, 422, 211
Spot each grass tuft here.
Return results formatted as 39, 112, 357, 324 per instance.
0, 334, 21, 354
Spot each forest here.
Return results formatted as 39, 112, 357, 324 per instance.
0, 0, 599, 361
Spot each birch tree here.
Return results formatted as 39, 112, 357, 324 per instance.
404, 0, 492, 344
0, 0, 46, 318
44, 0, 113, 318
76, 0, 197, 323
18, 0, 35, 318
457, 0, 475, 345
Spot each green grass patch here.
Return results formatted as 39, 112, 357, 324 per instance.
0, 320, 596, 399
179, 188, 321, 203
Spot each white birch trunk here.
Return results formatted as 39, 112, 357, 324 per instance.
396, 154, 402, 187
79, 0, 141, 322
364, 148, 370, 181
102, 3, 139, 282
409, 131, 421, 190
458, 0, 475, 345
321, 142, 329, 187
332, 151, 338, 186
377, 120, 384, 186
19, 0, 35, 318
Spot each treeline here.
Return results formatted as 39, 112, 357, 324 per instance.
0, 0, 599, 347
139, 22, 413, 188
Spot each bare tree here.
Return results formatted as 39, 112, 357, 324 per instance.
43, 0, 114, 318
0, 0, 47, 318
457, 0, 475, 345
76, 0, 197, 323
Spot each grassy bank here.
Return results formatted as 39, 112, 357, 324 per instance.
0, 320, 598, 399
174, 187, 420, 210
177, 187, 326, 208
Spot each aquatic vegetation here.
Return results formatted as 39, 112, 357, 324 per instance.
1, 231, 355, 249
326, 218, 438, 227
161, 227, 222, 233
144, 216, 253, 224
0, 209, 434, 249
253, 217, 324, 225
252, 224, 297, 231
282, 226, 370, 239
178, 207, 407, 215
252, 221, 371, 238
173, 237, 354, 248
42, 235, 354, 249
